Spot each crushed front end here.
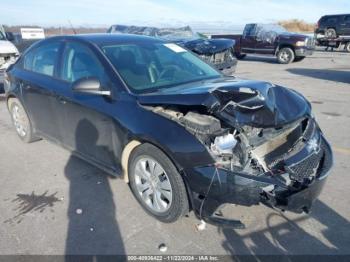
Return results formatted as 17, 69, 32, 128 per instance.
139, 78, 333, 228
183, 116, 333, 227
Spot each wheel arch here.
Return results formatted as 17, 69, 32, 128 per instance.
275, 44, 295, 55
121, 139, 195, 212
121, 139, 185, 183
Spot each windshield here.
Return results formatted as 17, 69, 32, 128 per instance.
0, 31, 6, 41
101, 42, 221, 93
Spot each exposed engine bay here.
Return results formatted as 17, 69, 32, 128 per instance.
138, 77, 333, 227
148, 105, 320, 183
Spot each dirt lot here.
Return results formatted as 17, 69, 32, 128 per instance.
0, 51, 349, 256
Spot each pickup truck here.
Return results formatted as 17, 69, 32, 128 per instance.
212, 23, 314, 64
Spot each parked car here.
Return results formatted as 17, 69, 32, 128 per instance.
315, 14, 350, 38
0, 26, 19, 92
107, 25, 237, 75
4, 34, 333, 227
212, 23, 314, 64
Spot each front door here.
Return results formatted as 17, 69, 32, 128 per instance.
54, 41, 120, 171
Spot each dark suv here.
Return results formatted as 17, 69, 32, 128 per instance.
315, 14, 350, 38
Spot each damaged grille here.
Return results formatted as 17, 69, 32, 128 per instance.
288, 147, 323, 182
287, 138, 330, 182
199, 49, 235, 69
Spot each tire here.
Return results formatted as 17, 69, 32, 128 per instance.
128, 143, 189, 223
345, 42, 350, 53
325, 28, 337, 39
277, 47, 295, 64
294, 56, 305, 62
235, 53, 246, 60
8, 98, 38, 143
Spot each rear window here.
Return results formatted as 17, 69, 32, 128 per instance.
23, 42, 60, 77
322, 16, 338, 24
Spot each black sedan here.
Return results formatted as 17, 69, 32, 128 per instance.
4, 34, 333, 227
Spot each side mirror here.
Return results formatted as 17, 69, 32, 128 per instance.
72, 77, 111, 96
5, 32, 14, 41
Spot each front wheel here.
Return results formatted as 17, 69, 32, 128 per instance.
128, 143, 189, 223
277, 47, 295, 64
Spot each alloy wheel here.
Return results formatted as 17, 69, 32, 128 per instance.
279, 50, 290, 62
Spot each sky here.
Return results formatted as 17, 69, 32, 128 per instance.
1, 0, 349, 30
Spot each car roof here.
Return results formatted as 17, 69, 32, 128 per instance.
322, 14, 350, 18
48, 33, 163, 45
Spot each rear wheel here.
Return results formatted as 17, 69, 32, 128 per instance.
277, 47, 295, 64
294, 56, 305, 62
235, 53, 246, 60
128, 143, 189, 223
325, 28, 337, 38
8, 98, 38, 143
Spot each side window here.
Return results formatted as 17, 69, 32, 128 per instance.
28, 42, 60, 76
325, 17, 337, 24
23, 50, 35, 71
243, 24, 256, 37
344, 16, 350, 22
61, 42, 104, 83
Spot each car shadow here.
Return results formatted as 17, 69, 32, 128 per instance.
64, 119, 125, 261
287, 68, 350, 84
219, 200, 350, 256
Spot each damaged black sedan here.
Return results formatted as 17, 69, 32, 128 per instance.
107, 25, 237, 75
4, 34, 333, 228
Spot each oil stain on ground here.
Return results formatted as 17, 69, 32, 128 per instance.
4, 191, 61, 224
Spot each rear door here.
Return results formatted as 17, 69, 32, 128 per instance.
241, 24, 257, 54
342, 15, 350, 35
19, 40, 64, 142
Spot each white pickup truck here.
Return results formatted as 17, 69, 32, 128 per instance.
0, 25, 19, 88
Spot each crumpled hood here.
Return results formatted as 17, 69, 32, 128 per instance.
0, 40, 19, 54
175, 38, 235, 55
137, 77, 311, 128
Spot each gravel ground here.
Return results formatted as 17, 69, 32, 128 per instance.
0, 51, 349, 256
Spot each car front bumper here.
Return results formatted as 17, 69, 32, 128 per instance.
183, 133, 333, 228
295, 47, 314, 57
